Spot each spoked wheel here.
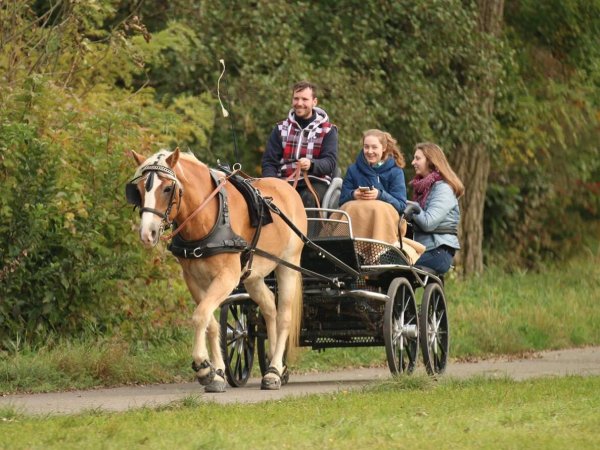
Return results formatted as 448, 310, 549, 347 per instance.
419, 282, 449, 375
384, 277, 419, 375
219, 301, 256, 387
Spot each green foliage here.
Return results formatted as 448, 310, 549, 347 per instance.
1, 0, 599, 347
0, 2, 206, 347
506, 0, 600, 77
130, 0, 496, 171
485, 1, 600, 266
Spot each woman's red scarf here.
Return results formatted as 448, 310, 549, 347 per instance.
410, 171, 443, 208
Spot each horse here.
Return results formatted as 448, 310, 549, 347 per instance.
126, 148, 307, 392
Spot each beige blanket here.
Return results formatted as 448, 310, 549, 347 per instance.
339, 200, 401, 243
334, 200, 425, 264
400, 237, 426, 265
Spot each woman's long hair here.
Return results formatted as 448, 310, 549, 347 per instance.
363, 129, 405, 168
414, 142, 464, 197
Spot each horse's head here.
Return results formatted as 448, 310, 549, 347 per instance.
126, 148, 183, 247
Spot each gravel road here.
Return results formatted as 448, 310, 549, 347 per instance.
2, 346, 599, 415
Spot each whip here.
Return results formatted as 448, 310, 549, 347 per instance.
217, 59, 240, 163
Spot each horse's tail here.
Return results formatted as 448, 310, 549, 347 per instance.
286, 268, 303, 356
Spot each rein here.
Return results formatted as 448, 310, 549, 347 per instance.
287, 165, 321, 208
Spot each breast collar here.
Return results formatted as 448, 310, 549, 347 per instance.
167, 170, 248, 259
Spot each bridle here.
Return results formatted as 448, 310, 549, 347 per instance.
126, 162, 241, 241
126, 164, 183, 232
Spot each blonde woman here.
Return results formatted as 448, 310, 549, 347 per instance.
406, 142, 464, 274
338, 129, 407, 245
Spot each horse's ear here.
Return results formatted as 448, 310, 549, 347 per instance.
166, 147, 180, 168
131, 150, 146, 166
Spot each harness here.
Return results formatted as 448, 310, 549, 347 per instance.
167, 170, 249, 259
127, 159, 360, 288
126, 162, 274, 278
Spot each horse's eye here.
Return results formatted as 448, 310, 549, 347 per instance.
164, 186, 173, 193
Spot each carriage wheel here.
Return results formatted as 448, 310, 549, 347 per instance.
419, 283, 449, 375
219, 301, 256, 387
384, 277, 419, 375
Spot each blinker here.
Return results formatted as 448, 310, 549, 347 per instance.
125, 183, 142, 207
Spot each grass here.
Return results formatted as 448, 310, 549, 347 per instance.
1, 242, 599, 394
1, 375, 599, 449
449, 243, 600, 357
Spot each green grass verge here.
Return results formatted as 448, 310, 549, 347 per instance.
450, 243, 600, 356
1, 242, 599, 394
1, 376, 599, 449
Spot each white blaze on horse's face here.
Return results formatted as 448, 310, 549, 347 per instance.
139, 173, 163, 248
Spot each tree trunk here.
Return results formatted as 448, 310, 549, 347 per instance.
451, 0, 504, 276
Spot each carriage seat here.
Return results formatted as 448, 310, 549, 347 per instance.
321, 167, 343, 211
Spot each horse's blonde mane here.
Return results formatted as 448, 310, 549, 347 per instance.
173, 150, 207, 183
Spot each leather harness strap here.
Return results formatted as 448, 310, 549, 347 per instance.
161, 173, 228, 241
287, 165, 321, 209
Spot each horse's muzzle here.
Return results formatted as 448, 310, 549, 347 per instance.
139, 220, 161, 248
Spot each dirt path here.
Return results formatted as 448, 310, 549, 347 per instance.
2, 346, 599, 415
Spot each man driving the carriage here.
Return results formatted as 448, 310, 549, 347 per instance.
261, 80, 338, 208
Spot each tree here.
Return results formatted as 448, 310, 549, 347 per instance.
451, 0, 505, 275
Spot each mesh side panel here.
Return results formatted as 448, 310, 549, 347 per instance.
353, 239, 410, 265
306, 208, 352, 240
307, 218, 352, 239
302, 296, 385, 339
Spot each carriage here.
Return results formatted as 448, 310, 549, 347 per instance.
127, 148, 449, 392
218, 183, 449, 388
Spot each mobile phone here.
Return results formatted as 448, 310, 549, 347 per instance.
358, 186, 372, 192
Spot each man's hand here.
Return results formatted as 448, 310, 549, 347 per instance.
298, 158, 312, 171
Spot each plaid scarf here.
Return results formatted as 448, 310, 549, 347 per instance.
278, 107, 332, 180
410, 170, 443, 208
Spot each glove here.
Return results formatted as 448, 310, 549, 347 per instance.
403, 201, 421, 221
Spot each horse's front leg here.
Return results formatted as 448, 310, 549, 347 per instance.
190, 301, 221, 389
185, 268, 238, 393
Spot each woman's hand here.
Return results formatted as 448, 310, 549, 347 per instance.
354, 187, 379, 200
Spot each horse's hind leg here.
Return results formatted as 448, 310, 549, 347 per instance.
243, 278, 278, 362
261, 265, 301, 390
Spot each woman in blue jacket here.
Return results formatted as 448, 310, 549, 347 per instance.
338, 129, 407, 245
406, 142, 464, 274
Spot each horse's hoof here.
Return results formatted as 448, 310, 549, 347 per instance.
205, 379, 226, 393
261, 366, 283, 390
204, 369, 226, 393
261, 376, 281, 390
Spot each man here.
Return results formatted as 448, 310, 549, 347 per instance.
262, 81, 338, 207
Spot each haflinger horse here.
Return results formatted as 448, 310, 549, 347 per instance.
126, 148, 307, 392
